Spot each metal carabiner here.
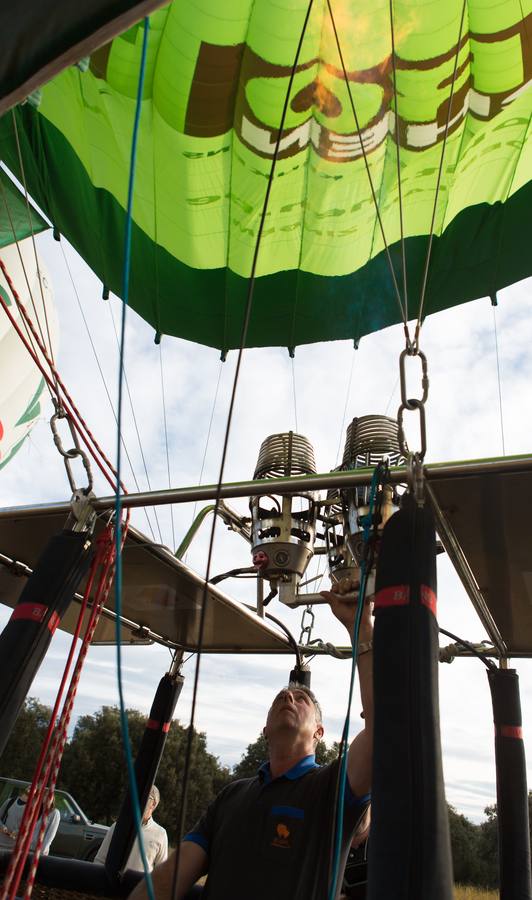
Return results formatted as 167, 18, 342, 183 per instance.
50, 406, 94, 495
399, 348, 429, 411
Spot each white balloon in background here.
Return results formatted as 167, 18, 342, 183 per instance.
0, 237, 59, 470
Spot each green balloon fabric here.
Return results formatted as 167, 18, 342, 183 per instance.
1, 0, 530, 349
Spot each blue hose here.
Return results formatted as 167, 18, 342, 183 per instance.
328, 465, 383, 900
114, 19, 155, 900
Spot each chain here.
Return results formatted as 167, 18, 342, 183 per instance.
50, 403, 94, 495
397, 345, 429, 506
299, 604, 315, 646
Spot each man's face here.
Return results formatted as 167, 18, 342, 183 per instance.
264, 687, 323, 745
142, 794, 158, 824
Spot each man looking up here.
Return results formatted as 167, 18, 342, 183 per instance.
130, 578, 373, 900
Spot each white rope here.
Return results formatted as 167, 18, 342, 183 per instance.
59, 241, 158, 540
108, 301, 164, 543
492, 302, 506, 456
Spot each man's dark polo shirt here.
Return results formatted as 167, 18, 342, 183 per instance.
184, 754, 370, 900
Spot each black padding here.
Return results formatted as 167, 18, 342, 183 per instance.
105, 673, 184, 877
488, 667, 532, 899
0, 851, 141, 896
0, 1, 158, 113
0, 530, 94, 756
367, 495, 453, 900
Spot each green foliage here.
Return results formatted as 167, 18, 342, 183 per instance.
448, 805, 483, 886
474, 794, 532, 890
60, 706, 230, 842
232, 733, 268, 780
59, 706, 146, 825
476, 804, 499, 889
0, 697, 52, 780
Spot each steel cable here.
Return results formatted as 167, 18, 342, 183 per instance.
59, 240, 158, 540
415, 0, 468, 341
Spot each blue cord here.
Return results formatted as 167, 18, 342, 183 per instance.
114, 19, 155, 899
328, 465, 383, 900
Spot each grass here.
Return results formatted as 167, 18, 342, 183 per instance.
454, 887, 498, 899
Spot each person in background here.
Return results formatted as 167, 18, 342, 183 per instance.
95, 786, 168, 872
32, 791, 61, 856
0, 787, 60, 856
0, 786, 30, 849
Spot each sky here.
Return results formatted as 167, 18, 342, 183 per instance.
0, 228, 531, 824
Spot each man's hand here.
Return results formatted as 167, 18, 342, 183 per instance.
320, 576, 373, 642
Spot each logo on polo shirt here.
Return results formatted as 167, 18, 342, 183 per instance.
272, 822, 291, 848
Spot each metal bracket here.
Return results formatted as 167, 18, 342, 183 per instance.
66, 489, 97, 534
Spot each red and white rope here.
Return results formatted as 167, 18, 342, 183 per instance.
0, 522, 128, 900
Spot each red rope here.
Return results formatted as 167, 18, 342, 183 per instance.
0, 255, 127, 495
0, 545, 102, 894
0, 522, 127, 900
22, 538, 117, 899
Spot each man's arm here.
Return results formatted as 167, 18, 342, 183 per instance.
321, 579, 374, 798
129, 842, 208, 900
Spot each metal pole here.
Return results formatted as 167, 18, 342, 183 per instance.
1, 454, 531, 519
426, 482, 507, 657
256, 577, 264, 619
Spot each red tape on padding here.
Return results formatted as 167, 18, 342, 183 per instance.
147, 719, 170, 732
374, 586, 410, 609
420, 586, 437, 616
374, 585, 437, 616
11, 603, 48, 625
500, 725, 523, 740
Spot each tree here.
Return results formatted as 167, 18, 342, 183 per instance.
476, 793, 532, 890
0, 697, 52, 780
232, 733, 339, 780
60, 706, 146, 825
476, 804, 499, 889
154, 726, 230, 843
447, 804, 482, 885
60, 706, 230, 843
